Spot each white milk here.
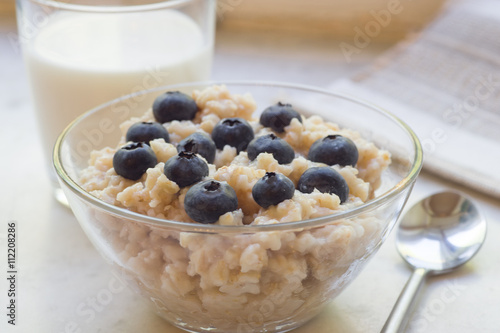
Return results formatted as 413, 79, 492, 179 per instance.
24, 9, 212, 166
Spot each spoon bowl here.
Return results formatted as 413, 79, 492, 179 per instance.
381, 191, 487, 333
397, 191, 486, 273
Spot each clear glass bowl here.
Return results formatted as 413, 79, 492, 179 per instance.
54, 81, 423, 333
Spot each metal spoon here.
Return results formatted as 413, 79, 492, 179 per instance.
381, 191, 487, 333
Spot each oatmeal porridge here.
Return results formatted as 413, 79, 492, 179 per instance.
79, 85, 391, 331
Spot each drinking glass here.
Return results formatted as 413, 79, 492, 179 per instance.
16, 0, 216, 205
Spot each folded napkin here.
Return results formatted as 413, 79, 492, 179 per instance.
329, 0, 500, 198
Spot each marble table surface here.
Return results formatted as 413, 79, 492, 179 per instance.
1, 15, 499, 333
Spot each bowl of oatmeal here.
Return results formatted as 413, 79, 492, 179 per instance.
54, 82, 422, 333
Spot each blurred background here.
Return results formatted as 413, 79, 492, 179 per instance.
216, 0, 447, 41
1, 0, 446, 41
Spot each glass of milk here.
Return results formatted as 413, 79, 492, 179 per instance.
16, 0, 216, 205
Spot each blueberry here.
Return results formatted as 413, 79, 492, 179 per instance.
113, 142, 158, 180
184, 180, 238, 224
260, 102, 302, 133
177, 132, 216, 164
297, 167, 349, 203
252, 172, 295, 208
308, 135, 358, 167
125, 122, 170, 144
153, 91, 199, 123
247, 134, 295, 164
164, 151, 209, 188
211, 117, 254, 153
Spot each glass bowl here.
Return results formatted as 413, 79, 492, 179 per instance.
54, 81, 423, 333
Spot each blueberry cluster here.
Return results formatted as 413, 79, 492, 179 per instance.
112, 91, 239, 224
250, 167, 349, 210
253, 102, 356, 205
113, 121, 171, 180
113, 91, 196, 181
112, 91, 361, 223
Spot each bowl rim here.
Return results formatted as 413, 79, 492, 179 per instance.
53, 80, 423, 233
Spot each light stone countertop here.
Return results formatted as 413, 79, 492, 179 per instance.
1, 16, 499, 333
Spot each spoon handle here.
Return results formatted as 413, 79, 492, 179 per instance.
380, 267, 429, 333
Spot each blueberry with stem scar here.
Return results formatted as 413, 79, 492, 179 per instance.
113, 142, 158, 181
297, 167, 349, 203
177, 132, 216, 164
153, 91, 199, 123
247, 133, 295, 164
211, 117, 254, 153
184, 180, 238, 223
308, 134, 358, 167
252, 172, 295, 208
126, 121, 170, 144
260, 102, 302, 133
164, 151, 209, 188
